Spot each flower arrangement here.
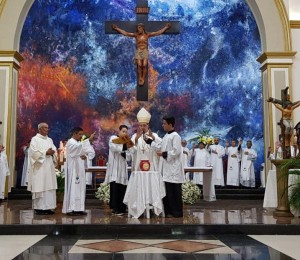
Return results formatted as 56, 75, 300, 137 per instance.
190, 130, 214, 145
182, 181, 201, 204
95, 182, 110, 204
55, 168, 65, 193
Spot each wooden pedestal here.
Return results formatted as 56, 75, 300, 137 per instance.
271, 160, 294, 217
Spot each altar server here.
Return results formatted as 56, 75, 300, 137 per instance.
104, 125, 133, 215
181, 140, 191, 180
155, 116, 185, 218
21, 141, 30, 187
83, 136, 95, 186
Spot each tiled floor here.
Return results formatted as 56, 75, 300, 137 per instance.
1, 234, 297, 259
0, 199, 299, 259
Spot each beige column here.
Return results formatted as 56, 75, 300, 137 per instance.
0, 50, 23, 194
257, 51, 297, 174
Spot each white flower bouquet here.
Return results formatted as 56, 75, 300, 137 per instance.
95, 182, 110, 204
55, 168, 65, 193
182, 181, 201, 204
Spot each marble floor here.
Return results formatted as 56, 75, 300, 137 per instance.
0, 199, 299, 259
1, 234, 299, 259
1, 199, 299, 225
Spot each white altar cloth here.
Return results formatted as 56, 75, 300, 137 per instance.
86, 166, 215, 202
123, 171, 166, 219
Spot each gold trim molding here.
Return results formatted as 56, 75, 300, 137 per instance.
257, 51, 297, 64
0, 0, 7, 17
275, 0, 292, 51
0, 51, 24, 63
290, 20, 300, 29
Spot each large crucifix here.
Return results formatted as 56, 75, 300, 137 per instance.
105, 0, 180, 101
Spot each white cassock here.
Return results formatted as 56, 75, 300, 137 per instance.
192, 148, 210, 185
85, 145, 95, 185
0, 151, 10, 199
62, 138, 92, 213
27, 134, 57, 210
240, 148, 257, 187
226, 146, 240, 186
209, 144, 225, 186
182, 147, 191, 180
153, 132, 185, 184
21, 146, 29, 187
104, 135, 131, 185
124, 132, 165, 218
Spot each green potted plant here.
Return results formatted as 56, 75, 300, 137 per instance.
280, 159, 300, 216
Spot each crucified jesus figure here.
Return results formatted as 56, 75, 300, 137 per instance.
112, 23, 171, 86
268, 98, 300, 147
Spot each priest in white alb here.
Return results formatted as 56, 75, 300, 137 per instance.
208, 137, 225, 186
62, 127, 95, 216
240, 140, 257, 187
27, 123, 57, 215
192, 141, 211, 185
225, 139, 241, 186
124, 107, 165, 218
0, 144, 10, 201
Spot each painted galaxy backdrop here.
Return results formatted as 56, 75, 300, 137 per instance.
17, 0, 263, 181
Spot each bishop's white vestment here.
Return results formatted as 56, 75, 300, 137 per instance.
192, 148, 211, 185
226, 146, 240, 186
208, 144, 225, 186
62, 138, 92, 213
27, 134, 57, 210
240, 148, 257, 187
0, 150, 10, 199
123, 132, 165, 218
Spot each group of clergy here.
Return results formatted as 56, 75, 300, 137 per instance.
25, 123, 96, 216
182, 138, 257, 188
22, 107, 185, 218
104, 108, 185, 218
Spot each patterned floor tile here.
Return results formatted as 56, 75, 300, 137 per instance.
70, 239, 238, 254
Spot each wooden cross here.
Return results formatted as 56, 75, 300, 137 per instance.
105, 0, 180, 101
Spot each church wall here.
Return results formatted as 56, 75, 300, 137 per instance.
247, 0, 286, 51
0, 0, 298, 188
291, 28, 300, 125
0, 0, 33, 50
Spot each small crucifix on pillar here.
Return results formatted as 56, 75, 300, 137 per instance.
105, 0, 180, 101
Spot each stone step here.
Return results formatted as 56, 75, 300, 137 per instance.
8, 187, 265, 200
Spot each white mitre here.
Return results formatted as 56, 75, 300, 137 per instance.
137, 108, 151, 123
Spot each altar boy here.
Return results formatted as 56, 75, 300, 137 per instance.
155, 116, 185, 218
